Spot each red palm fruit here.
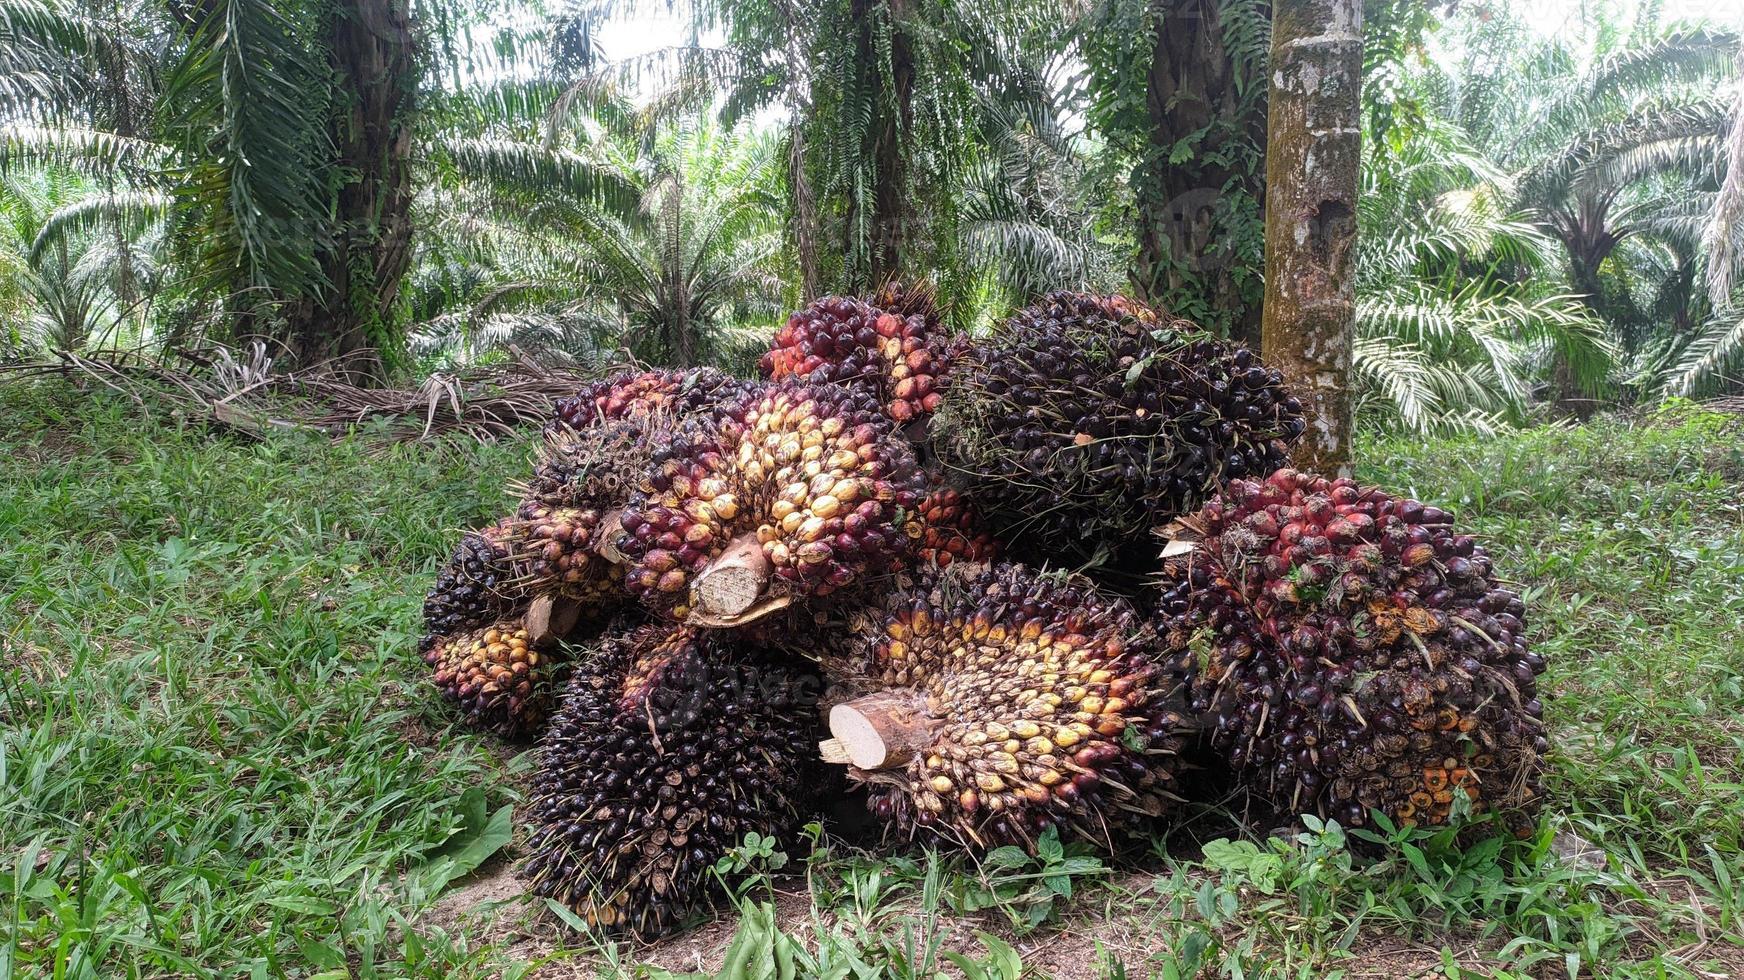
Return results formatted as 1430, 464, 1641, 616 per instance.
547, 367, 753, 436
912, 486, 1002, 567
761, 286, 958, 424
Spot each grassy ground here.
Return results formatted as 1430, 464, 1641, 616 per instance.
1, 384, 1740, 979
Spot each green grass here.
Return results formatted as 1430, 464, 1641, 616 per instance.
1, 385, 1740, 978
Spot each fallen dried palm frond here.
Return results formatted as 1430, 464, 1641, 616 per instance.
0, 344, 624, 443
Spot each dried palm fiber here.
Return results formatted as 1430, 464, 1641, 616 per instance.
522, 624, 824, 938
930, 291, 1304, 559
617, 379, 926, 623
822, 561, 1193, 851
1156, 469, 1547, 834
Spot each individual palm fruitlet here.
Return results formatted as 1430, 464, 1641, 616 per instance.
617, 380, 926, 621
932, 291, 1304, 557
826, 562, 1192, 850
1155, 469, 1548, 834
424, 618, 562, 739
523, 624, 824, 938
421, 519, 527, 652
548, 367, 752, 436
760, 290, 950, 423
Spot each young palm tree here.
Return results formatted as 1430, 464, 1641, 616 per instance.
0, 169, 168, 352
413, 114, 788, 371
1430, 13, 1738, 395
1353, 123, 1614, 431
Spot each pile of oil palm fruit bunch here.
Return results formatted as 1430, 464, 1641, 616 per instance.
412, 286, 1552, 939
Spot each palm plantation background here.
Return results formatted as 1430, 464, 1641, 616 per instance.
3, 2, 1744, 977
1, 0, 1740, 420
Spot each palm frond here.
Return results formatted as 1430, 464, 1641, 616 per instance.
28, 189, 169, 264
436, 137, 640, 219
160, 0, 330, 294
1705, 45, 1744, 306
1664, 305, 1744, 394
0, 124, 168, 176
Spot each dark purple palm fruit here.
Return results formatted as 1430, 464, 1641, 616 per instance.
931, 291, 1305, 561
616, 380, 926, 623
420, 518, 529, 653
522, 624, 824, 938
1155, 468, 1548, 836
824, 561, 1194, 852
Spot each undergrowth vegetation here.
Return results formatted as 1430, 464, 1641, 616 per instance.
1, 386, 1740, 978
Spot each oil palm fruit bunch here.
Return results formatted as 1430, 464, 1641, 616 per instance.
523, 624, 824, 938
424, 617, 562, 739
824, 561, 1192, 851
760, 291, 951, 424
547, 367, 752, 436
932, 291, 1305, 558
501, 418, 675, 615
617, 380, 926, 622
421, 519, 528, 652
1155, 469, 1547, 834
912, 486, 1002, 567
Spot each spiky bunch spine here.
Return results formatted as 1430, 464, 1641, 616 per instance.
517, 418, 662, 520
913, 487, 1002, 567
523, 625, 823, 938
421, 519, 526, 651
932, 291, 1304, 555
840, 562, 1190, 850
500, 417, 683, 616
618, 380, 925, 619
547, 367, 753, 436
1156, 469, 1547, 833
424, 619, 561, 738
760, 292, 950, 423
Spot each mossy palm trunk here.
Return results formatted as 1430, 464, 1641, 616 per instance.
1136, 0, 1269, 346
281, 0, 416, 380
1259, 0, 1362, 475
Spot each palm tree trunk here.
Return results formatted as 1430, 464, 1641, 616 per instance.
669, 171, 694, 366
1259, 0, 1362, 475
790, 114, 821, 301
774, 0, 821, 300
283, 0, 416, 381
863, 0, 913, 288
1137, 0, 1269, 346
1557, 246, 1612, 417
